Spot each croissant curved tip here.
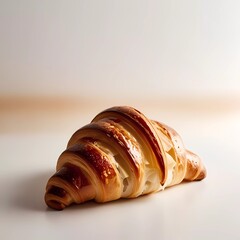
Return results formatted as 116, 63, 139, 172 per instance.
184, 150, 207, 182
45, 198, 66, 210
44, 185, 69, 210
195, 165, 207, 181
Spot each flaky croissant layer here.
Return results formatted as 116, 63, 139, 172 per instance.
45, 106, 206, 210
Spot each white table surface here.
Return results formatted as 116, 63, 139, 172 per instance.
1, 97, 240, 240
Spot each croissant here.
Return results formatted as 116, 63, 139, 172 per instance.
45, 106, 206, 210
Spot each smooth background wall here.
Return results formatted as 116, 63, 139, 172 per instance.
1, 0, 240, 100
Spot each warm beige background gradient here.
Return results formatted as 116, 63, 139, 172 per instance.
1, 0, 240, 99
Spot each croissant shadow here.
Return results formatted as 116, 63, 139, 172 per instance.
64, 193, 153, 213
10, 169, 150, 212
11, 170, 53, 212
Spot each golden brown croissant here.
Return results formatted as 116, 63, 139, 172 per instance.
45, 106, 206, 210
